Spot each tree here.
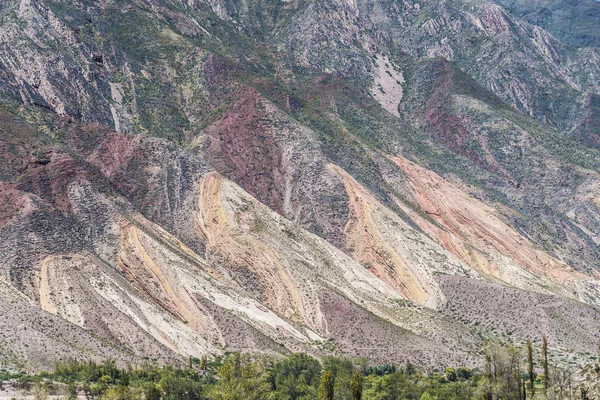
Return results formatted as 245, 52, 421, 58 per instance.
580, 386, 590, 400
445, 368, 457, 382
159, 374, 202, 400
83, 382, 107, 400
269, 353, 321, 399
209, 353, 269, 400
350, 372, 362, 400
527, 340, 535, 399
551, 365, 572, 400
362, 372, 418, 400
142, 383, 161, 400
33, 381, 49, 400
456, 367, 471, 381
542, 335, 549, 396
318, 371, 334, 400
199, 355, 207, 371
65, 382, 78, 400
100, 385, 138, 400
405, 361, 416, 377
483, 354, 493, 400
322, 356, 356, 400
480, 345, 523, 400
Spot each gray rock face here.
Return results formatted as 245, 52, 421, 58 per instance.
494, 0, 600, 50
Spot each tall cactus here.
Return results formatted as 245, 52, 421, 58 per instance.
542, 335, 549, 395
527, 340, 535, 399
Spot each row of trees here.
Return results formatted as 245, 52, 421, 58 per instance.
0, 338, 596, 400
481, 336, 595, 400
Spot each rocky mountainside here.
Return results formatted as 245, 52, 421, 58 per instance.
1, 0, 600, 371
495, 0, 600, 51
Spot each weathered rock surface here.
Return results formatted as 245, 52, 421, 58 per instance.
1, 0, 600, 370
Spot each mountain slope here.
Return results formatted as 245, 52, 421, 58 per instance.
0, 0, 600, 370
494, 0, 600, 50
